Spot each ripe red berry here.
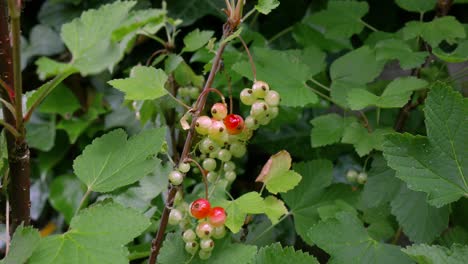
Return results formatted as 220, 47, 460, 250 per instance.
223, 114, 244, 135
190, 198, 211, 219
208, 207, 226, 227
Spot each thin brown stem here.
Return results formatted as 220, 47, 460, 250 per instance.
148, 24, 233, 264
392, 227, 403, 244
359, 111, 372, 133
0, 78, 14, 101
237, 35, 256, 81
185, 158, 208, 199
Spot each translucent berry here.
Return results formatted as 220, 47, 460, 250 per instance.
199, 137, 220, 154
211, 103, 228, 120
208, 120, 227, 140
195, 116, 212, 135
357, 172, 368, 184
196, 221, 213, 239
185, 241, 199, 255
178, 162, 191, 173
183, 229, 197, 242
250, 101, 269, 119
224, 171, 237, 182
244, 115, 259, 130
190, 198, 211, 219
169, 170, 184, 185
252, 80, 270, 98
217, 149, 232, 162
207, 171, 219, 183
202, 158, 217, 171
189, 87, 200, 99
199, 250, 211, 260
230, 142, 246, 158
224, 114, 245, 135
168, 209, 183, 225
346, 169, 358, 182
223, 161, 236, 172
264, 90, 280, 106
240, 88, 256, 105
208, 207, 226, 227
200, 238, 215, 251
212, 226, 226, 239
269, 106, 279, 119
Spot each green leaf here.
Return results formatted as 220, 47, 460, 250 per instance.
167, 0, 224, 26
292, 23, 351, 53
306, 1, 369, 39
232, 48, 319, 107
37, 83, 81, 116
112, 9, 166, 41
29, 202, 150, 264
433, 40, 468, 63
383, 83, 468, 207
108, 66, 168, 100
61, 1, 136, 75
1, 225, 40, 264
35, 57, 75, 80
375, 39, 429, 69
49, 174, 86, 223
283, 160, 359, 244
222, 192, 265, 233
308, 212, 413, 264
252, 243, 319, 264
395, 0, 437, 13
255, 0, 280, 15
73, 127, 166, 193
402, 244, 468, 264
361, 155, 402, 208
439, 226, 468, 247
26, 116, 56, 151
310, 114, 355, 147
330, 46, 384, 107
391, 185, 449, 243
255, 150, 302, 194
183, 29, 214, 52
342, 122, 392, 157
347, 77, 428, 110
402, 16, 466, 47
263, 196, 288, 224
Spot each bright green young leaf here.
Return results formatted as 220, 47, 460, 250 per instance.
37, 83, 81, 116
28, 202, 150, 264
330, 46, 385, 107
282, 160, 360, 245
164, 54, 184, 74
391, 185, 449, 243
222, 192, 265, 233
342, 122, 392, 157
252, 243, 319, 264
73, 127, 166, 193
112, 9, 166, 41
61, 1, 136, 75
402, 16, 466, 47
255, 151, 302, 194
35, 57, 75, 80
232, 48, 319, 107
49, 174, 86, 224
395, 0, 437, 13
402, 244, 468, 264
306, 1, 369, 39
263, 196, 288, 224
308, 212, 413, 264
310, 114, 356, 147
255, 0, 280, 15
108, 66, 168, 100
433, 40, 468, 63
183, 29, 214, 52
375, 39, 429, 69
1, 225, 40, 264
383, 83, 468, 207
347, 77, 428, 110
361, 156, 402, 208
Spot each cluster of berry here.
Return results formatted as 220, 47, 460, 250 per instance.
346, 169, 367, 184
166, 80, 280, 259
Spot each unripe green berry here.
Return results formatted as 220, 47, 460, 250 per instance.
225, 171, 236, 182
207, 171, 219, 182
230, 142, 246, 158
183, 229, 197, 242
223, 161, 236, 172
264, 90, 280, 106
178, 87, 189, 97
217, 149, 232, 162
169, 170, 184, 185
199, 137, 220, 154
185, 241, 199, 255
178, 162, 191, 173
212, 226, 226, 239
357, 172, 368, 184
199, 250, 211, 260
250, 100, 269, 119
211, 103, 228, 120
202, 158, 217, 171
252, 80, 270, 98
245, 115, 259, 130
240, 88, 256, 105
168, 209, 183, 225
200, 238, 215, 251
196, 222, 213, 239
208, 120, 227, 142
195, 116, 212, 135
269, 106, 279, 119
346, 169, 358, 182
189, 87, 200, 99
174, 191, 183, 205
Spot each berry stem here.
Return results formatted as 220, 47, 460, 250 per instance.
237, 35, 257, 81
148, 22, 234, 264
186, 158, 209, 199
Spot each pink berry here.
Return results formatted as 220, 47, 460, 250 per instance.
208, 207, 226, 227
